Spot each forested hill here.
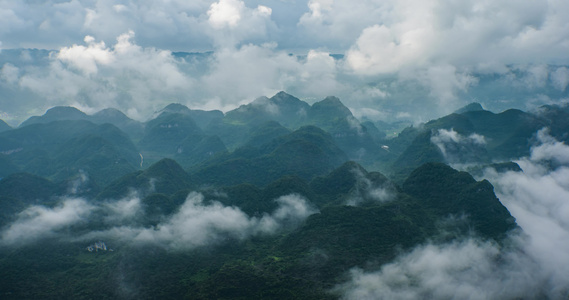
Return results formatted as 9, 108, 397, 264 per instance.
0, 92, 567, 298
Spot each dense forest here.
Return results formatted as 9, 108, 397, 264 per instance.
1, 92, 568, 299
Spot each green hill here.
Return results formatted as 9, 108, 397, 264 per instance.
90, 108, 144, 140
402, 162, 516, 240
191, 126, 348, 186
0, 120, 139, 186
97, 158, 194, 200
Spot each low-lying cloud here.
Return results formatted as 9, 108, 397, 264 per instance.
93, 192, 317, 250
0, 198, 94, 247
338, 239, 541, 300
0, 191, 317, 251
337, 129, 569, 299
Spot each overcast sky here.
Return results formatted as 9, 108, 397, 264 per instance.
1, 0, 568, 123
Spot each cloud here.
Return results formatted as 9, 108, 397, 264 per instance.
0, 63, 19, 84
430, 128, 487, 163
337, 239, 542, 300
346, 167, 395, 206
126, 192, 317, 250
550, 67, 569, 92
0, 198, 94, 246
341, 0, 569, 109
1, 1, 568, 124
1, 191, 317, 250
207, 0, 244, 29
5, 191, 315, 251
57, 35, 114, 75
14, 31, 194, 119
338, 129, 569, 299
530, 128, 569, 164
103, 193, 143, 224
257, 194, 318, 233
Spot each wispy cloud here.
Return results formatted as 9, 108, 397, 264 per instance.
0, 191, 318, 251
0, 198, 94, 246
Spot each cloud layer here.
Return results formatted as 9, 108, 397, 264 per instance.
1, 0, 568, 125
0, 191, 317, 250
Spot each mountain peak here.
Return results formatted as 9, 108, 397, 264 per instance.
0, 119, 12, 132
454, 102, 484, 114
160, 103, 192, 115
270, 91, 302, 104
309, 96, 353, 121
19, 106, 88, 127
44, 106, 87, 118
93, 108, 127, 118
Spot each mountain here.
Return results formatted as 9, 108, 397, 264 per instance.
0, 92, 563, 299
90, 108, 144, 140
0, 119, 12, 132
454, 102, 484, 114
309, 160, 395, 207
97, 158, 194, 200
0, 173, 60, 225
138, 112, 204, 154
305, 96, 391, 170
205, 92, 310, 149
0, 158, 520, 299
535, 104, 569, 143
138, 112, 227, 168
18, 106, 145, 140
402, 162, 516, 240
223, 91, 310, 128
0, 154, 19, 178
307, 96, 353, 128
158, 103, 224, 130
0, 120, 140, 185
175, 134, 227, 167
19, 106, 89, 127
191, 126, 348, 186
389, 108, 546, 181
243, 121, 291, 148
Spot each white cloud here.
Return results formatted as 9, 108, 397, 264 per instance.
0, 63, 19, 84
1, 198, 94, 246
79, 192, 317, 250
1, 1, 568, 124
551, 66, 569, 92
103, 194, 143, 224
530, 128, 569, 164
338, 239, 541, 300
208, 0, 244, 29
57, 35, 114, 75
431, 128, 487, 162
1, 191, 317, 250
15, 31, 194, 120
346, 167, 395, 206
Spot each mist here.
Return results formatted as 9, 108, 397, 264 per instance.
0, 191, 317, 251
337, 129, 569, 299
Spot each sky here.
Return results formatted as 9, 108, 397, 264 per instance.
0, 0, 568, 125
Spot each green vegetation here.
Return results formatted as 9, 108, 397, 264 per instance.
2, 93, 563, 299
